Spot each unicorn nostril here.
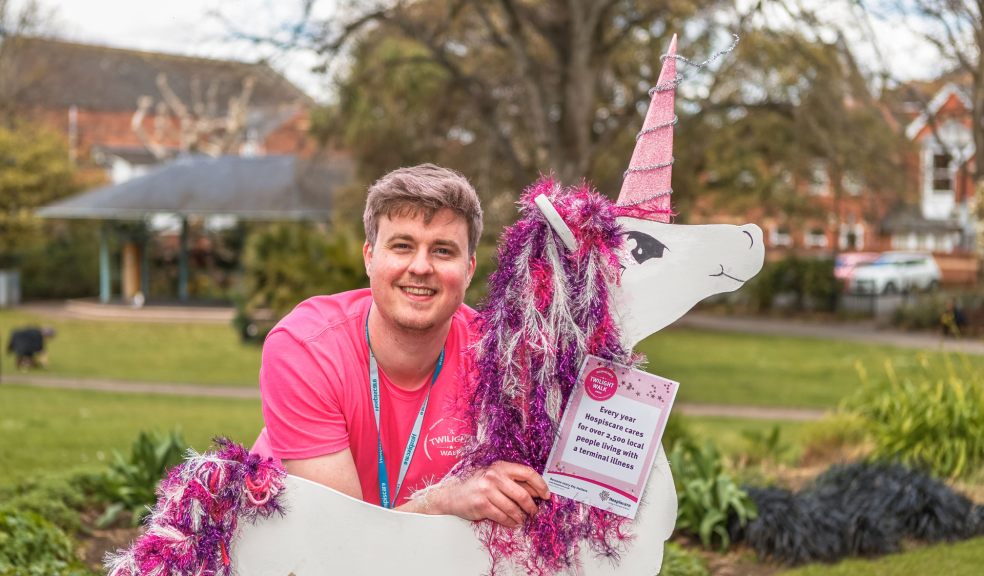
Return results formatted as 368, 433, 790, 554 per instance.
743, 230, 754, 249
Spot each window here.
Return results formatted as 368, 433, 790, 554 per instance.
805, 228, 828, 248
769, 226, 792, 247
809, 165, 830, 196
932, 152, 952, 193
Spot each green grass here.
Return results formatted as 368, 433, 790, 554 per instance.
0, 309, 260, 386
777, 536, 984, 575
638, 327, 984, 408
5, 308, 984, 410
0, 385, 263, 487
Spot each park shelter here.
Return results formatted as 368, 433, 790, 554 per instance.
37, 154, 350, 303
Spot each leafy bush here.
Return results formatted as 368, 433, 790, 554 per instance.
737, 462, 982, 565
0, 509, 91, 576
891, 290, 984, 336
847, 357, 984, 478
745, 256, 839, 313
798, 412, 869, 465
96, 429, 188, 527
669, 439, 757, 551
238, 222, 367, 339
0, 472, 105, 534
659, 542, 709, 576
739, 424, 792, 466
18, 222, 100, 299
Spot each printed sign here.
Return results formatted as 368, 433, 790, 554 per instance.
543, 355, 679, 519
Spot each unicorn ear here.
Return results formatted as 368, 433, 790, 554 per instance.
533, 194, 577, 251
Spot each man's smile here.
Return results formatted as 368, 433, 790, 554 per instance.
400, 285, 438, 298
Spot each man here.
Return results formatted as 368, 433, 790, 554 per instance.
257, 164, 548, 528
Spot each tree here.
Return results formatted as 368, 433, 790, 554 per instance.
0, 122, 78, 261
858, 0, 984, 257
674, 26, 909, 231
276, 0, 722, 204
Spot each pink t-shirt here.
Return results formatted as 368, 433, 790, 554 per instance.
255, 288, 476, 507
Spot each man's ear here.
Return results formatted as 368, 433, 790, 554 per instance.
363, 241, 373, 273
466, 254, 477, 285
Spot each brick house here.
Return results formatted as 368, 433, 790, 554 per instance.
7, 36, 317, 183
702, 76, 979, 285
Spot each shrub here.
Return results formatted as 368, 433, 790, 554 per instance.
0, 509, 91, 576
669, 439, 757, 551
736, 462, 982, 565
0, 472, 105, 534
659, 542, 709, 576
847, 356, 984, 478
238, 222, 367, 338
744, 256, 839, 313
891, 290, 984, 336
95, 429, 188, 527
798, 412, 869, 465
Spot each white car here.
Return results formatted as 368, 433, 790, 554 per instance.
848, 252, 941, 294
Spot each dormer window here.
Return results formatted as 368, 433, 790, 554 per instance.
932, 152, 952, 193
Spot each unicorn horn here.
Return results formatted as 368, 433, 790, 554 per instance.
617, 34, 678, 222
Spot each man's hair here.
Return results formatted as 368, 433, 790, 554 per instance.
364, 164, 483, 255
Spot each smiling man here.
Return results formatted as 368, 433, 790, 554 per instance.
257, 164, 549, 528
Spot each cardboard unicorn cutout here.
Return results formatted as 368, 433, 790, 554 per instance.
108, 35, 763, 576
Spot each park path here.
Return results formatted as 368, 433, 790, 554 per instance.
3, 373, 826, 421
12, 302, 980, 421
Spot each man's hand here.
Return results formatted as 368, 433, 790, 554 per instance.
407, 461, 550, 528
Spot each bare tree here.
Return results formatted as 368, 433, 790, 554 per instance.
0, 0, 54, 123
236, 0, 723, 186
131, 73, 257, 159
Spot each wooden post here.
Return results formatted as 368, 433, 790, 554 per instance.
179, 216, 189, 302
99, 224, 111, 303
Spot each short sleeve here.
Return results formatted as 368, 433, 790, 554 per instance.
259, 329, 349, 460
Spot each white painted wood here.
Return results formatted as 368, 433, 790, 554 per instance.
232, 217, 765, 575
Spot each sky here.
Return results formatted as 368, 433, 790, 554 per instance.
7, 0, 949, 102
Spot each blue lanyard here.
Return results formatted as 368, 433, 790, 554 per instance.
365, 317, 445, 508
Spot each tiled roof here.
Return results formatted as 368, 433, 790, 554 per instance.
37, 155, 351, 221
8, 36, 313, 112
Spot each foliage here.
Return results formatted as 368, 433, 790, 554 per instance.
738, 462, 982, 565
659, 542, 709, 576
95, 429, 189, 527
798, 412, 868, 465
744, 256, 840, 313
240, 222, 366, 329
18, 221, 100, 299
0, 509, 91, 576
739, 424, 791, 466
847, 356, 984, 479
0, 122, 79, 265
670, 439, 757, 551
0, 472, 104, 534
891, 290, 984, 336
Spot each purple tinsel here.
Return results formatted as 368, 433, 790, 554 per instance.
105, 438, 287, 576
458, 177, 639, 575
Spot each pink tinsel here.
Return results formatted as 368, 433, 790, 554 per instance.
105, 438, 287, 576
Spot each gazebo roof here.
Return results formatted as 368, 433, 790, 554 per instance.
38, 155, 350, 221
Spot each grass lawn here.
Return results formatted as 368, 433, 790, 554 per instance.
0, 308, 260, 386
637, 327, 984, 408
777, 536, 984, 575
5, 307, 984, 410
0, 384, 263, 487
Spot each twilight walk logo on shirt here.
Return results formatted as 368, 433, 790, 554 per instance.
422, 417, 468, 461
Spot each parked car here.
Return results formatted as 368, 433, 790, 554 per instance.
848, 252, 941, 295
834, 252, 879, 284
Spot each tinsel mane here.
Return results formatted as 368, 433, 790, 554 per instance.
105, 439, 287, 576
458, 177, 639, 575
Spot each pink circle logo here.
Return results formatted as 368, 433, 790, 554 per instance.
585, 367, 618, 401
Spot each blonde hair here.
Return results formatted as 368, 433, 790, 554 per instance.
364, 164, 483, 255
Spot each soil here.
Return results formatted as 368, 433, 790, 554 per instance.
76, 508, 142, 571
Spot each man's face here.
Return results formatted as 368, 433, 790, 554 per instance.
364, 208, 476, 334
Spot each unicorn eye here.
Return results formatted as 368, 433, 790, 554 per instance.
624, 231, 667, 264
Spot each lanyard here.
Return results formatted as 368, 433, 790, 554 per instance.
365, 317, 445, 508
